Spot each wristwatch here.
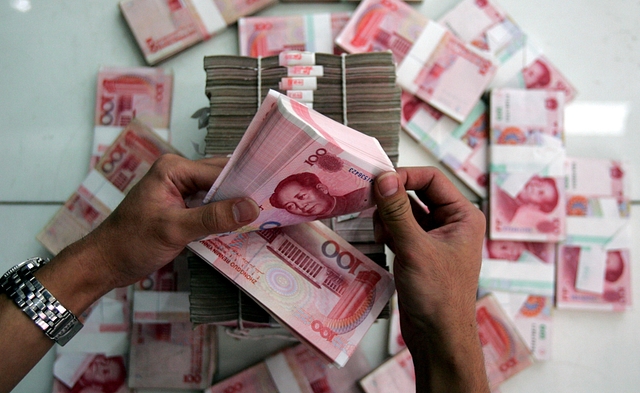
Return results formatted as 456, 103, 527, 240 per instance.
0, 257, 83, 346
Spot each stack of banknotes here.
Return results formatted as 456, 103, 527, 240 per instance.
120, 0, 276, 64
205, 343, 372, 393
128, 252, 218, 390
239, 12, 351, 57
90, 66, 173, 169
52, 286, 132, 393
202, 51, 401, 165
557, 157, 632, 311
189, 90, 396, 366
189, 247, 390, 326
340, 0, 577, 199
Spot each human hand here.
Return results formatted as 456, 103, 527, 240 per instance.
82, 154, 260, 291
373, 167, 488, 392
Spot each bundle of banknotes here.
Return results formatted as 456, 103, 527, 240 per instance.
129, 253, 218, 390
120, 0, 277, 64
52, 286, 132, 393
239, 12, 351, 57
189, 247, 390, 326
340, 0, 577, 199
557, 157, 632, 311
206, 343, 372, 393
202, 51, 401, 165
90, 66, 173, 169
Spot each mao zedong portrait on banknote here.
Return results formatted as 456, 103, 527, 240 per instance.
493, 175, 560, 224
269, 172, 370, 218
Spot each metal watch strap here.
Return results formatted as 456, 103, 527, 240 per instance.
0, 257, 83, 346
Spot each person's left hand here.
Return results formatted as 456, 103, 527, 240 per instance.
83, 154, 260, 290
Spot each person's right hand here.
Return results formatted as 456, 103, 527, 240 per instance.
373, 167, 489, 392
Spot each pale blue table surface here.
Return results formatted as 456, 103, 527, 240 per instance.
1, 1, 639, 392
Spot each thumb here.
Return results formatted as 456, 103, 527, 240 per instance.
373, 172, 421, 241
180, 197, 260, 240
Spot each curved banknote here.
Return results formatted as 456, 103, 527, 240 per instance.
189, 220, 395, 367
203, 89, 394, 234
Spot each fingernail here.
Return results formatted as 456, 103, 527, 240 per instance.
377, 172, 399, 197
233, 199, 258, 223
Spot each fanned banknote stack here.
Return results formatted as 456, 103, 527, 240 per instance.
120, 0, 277, 65
202, 51, 401, 166
206, 343, 372, 393
189, 90, 396, 366
557, 157, 632, 311
189, 248, 390, 326
239, 12, 351, 56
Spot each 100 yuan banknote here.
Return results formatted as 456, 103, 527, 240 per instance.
489, 89, 566, 242
335, 0, 428, 64
203, 90, 395, 234
189, 220, 395, 367
239, 12, 350, 57
91, 66, 173, 168
556, 246, 632, 311
477, 293, 533, 390
120, 0, 276, 64
359, 348, 415, 393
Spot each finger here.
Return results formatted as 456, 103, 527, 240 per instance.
398, 167, 476, 228
373, 171, 424, 245
178, 197, 260, 240
152, 154, 226, 196
398, 167, 467, 208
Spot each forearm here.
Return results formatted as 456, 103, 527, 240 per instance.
405, 307, 490, 393
0, 236, 113, 393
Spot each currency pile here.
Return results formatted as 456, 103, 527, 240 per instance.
336, 0, 577, 199
120, 0, 277, 65
206, 343, 372, 393
239, 12, 351, 57
90, 66, 173, 169
202, 51, 401, 166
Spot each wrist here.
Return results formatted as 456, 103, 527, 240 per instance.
35, 235, 115, 317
